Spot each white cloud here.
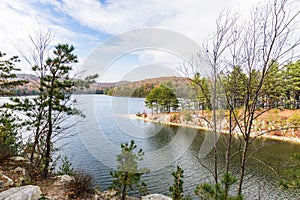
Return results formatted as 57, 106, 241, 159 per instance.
0, 0, 100, 73
46, 0, 266, 70
1, 0, 299, 78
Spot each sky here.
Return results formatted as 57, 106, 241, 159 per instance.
0, 0, 289, 82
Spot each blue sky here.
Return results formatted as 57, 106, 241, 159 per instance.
0, 0, 281, 82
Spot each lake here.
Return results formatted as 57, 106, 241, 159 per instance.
55, 95, 300, 199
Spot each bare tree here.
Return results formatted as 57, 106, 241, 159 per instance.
17, 27, 52, 163
181, 0, 300, 198
226, 0, 300, 195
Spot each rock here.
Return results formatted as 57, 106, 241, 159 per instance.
60, 175, 74, 183
142, 194, 172, 200
14, 167, 26, 176
13, 167, 31, 186
54, 175, 74, 186
0, 174, 13, 188
0, 185, 41, 200
10, 156, 27, 162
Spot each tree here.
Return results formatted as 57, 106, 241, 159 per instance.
286, 60, 300, 109
0, 52, 27, 95
195, 173, 241, 200
6, 29, 98, 177
110, 140, 148, 200
261, 61, 286, 108
169, 166, 191, 200
222, 66, 247, 109
40, 44, 83, 177
0, 51, 27, 161
0, 110, 21, 161
181, 0, 300, 197
145, 85, 179, 114
191, 73, 211, 110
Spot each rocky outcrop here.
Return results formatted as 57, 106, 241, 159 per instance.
0, 185, 42, 200
142, 194, 172, 200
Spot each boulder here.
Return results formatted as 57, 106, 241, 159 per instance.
142, 194, 172, 200
0, 185, 41, 200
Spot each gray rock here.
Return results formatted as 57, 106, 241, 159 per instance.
60, 174, 74, 183
0, 174, 13, 188
10, 156, 27, 162
142, 194, 172, 200
54, 175, 74, 186
0, 185, 42, 200
14, 167, 26, 176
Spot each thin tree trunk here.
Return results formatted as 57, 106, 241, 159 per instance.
121, 172, 128, 200
43, 75, 55, 178
237, 139, 249, 196
224, 110, 233, 198
30, 125, 40, 163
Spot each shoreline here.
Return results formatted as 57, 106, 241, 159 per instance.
131, 114, 300, 144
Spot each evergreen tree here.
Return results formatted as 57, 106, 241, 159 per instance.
41, 44, 83, 177
286, 60, 300, 109
170, 166, 191, 200
145, 85, 179, 113
191, 73, 211, 110
0, 51, 26, 161
261, 61, 286, 108
222, 66, 247, 109
0, 52, 27, 95
110, 140, 148, 200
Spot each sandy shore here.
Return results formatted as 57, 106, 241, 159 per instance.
131, 114, 300, 144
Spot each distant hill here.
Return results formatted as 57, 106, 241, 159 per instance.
10, 74, 193, 97
105, 76, 193, 98
12, 74, 117, 95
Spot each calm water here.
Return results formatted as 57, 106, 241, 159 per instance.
54, 95, 300, 199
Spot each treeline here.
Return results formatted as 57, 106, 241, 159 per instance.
190, 60, 300, 110
104, 77, 191, 98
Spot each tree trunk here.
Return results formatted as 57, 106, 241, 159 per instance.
43, 75, 55, 178
224, 110, 233, 198
29, 126, 40, 163
237, 139, 249, 196
121, 172, 128, 200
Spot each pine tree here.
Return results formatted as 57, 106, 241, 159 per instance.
145, 85, 179, 113
0, 51, 27, 161
110, 140, 148, 200
286, 60, 300, 109
41, 44, 83, 178
170, 166, 191, 200
261, 61, 286, 108
0, 52, 27, 95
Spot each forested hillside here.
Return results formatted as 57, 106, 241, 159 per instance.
105, 76, 192, 98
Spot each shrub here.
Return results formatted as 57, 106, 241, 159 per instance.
0, 110, 21, 162
0, 145, 13, 163
110, 140, 149, 200
68, 170, 94, 198
170, 166, 191, 200
57, 156, 74, 176
182, 110, 192, 122
279, 153, 300, 189
195, 173, 242, 200
288, 113, 300, 127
